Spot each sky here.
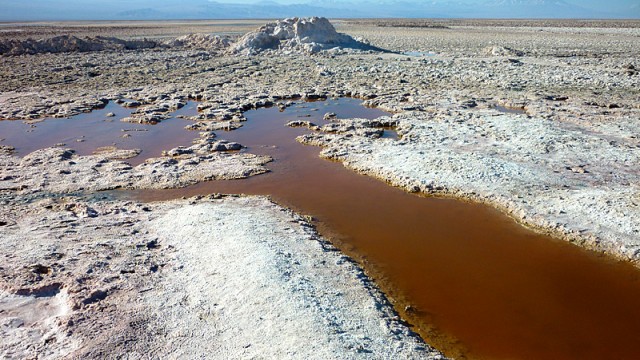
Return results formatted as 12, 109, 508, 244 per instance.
1, 0, 639, 21
210, 0, 638, 12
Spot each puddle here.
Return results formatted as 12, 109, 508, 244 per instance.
403, 51, 436, 57
380, 126, 400, 140
10, 97, 640, 359
0, 101, 200, 166
494, 105, 527, 115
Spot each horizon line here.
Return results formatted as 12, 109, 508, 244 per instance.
2, 16, 640, 23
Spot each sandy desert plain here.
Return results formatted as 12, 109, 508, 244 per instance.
1, 17, 640, 359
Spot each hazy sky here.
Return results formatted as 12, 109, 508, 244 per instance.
218, 0, 636, 10
1, 0, 638, 20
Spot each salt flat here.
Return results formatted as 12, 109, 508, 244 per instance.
1, 17, 639, 359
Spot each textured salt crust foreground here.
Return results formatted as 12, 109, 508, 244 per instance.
148, 198, 440, 359
0, 195, 442, 359
0, 16, 639, 358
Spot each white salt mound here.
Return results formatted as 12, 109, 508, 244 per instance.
231, 17, 381, 54
164, 34, 232, 50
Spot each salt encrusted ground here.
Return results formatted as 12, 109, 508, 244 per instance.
0, 147, 271, 194
144, 197, 442, 359
1, 17, 639, 358
0, 194, 443, 359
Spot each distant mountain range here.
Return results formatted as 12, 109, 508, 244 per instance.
1, 0, 639, 21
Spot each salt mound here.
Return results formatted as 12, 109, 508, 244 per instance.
231, 17, 382, 55
164, 34, 232, 51
483, 45, 525, 57
0, 35, 158, 56
0, 20, 379, 56
0, 34, 233, 56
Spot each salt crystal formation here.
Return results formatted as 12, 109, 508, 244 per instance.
0, 34, 232, 56
231, 17, 382, 55
0, 18, 378, 56
0, 35, 158, 56
483, 45, 525, 57
164, 33, 232, 50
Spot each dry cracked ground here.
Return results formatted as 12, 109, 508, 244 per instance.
0, 18, 639, 358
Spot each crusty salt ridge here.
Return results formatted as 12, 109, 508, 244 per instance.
163, 33, 232, 51
0, 35, 159, 56
231, 17, 384, 54
0, 34, 233, 56
144, 197, 443, 359
0, 146, 270, 194
0, 194, 445, 359
0, 18, 379, 57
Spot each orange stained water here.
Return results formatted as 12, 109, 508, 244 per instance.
17, 98, 640, 359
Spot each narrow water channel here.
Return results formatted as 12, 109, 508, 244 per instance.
123, 98, 640, 360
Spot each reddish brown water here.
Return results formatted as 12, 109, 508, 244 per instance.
0, 101, 199, 166
13, 98, 640, 359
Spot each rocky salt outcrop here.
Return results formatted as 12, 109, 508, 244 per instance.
0, 145, 15, 155
0, 35, 159, 56
231, 17, 384, 55
164, 33, 232, 51
119, 100, 187, 124
0, 18, 381, 57
482, 45, 525, 57
0, 33, 232, 56
162, 131, 243, 157
0, 147, 270, 194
